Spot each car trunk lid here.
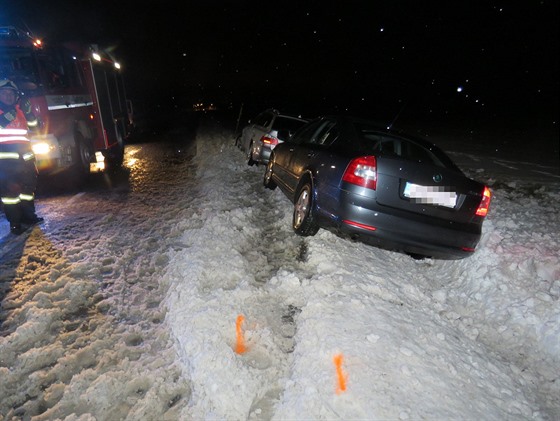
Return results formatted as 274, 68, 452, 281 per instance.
376, 157, 485, 223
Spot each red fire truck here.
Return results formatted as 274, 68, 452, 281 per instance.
0, 26, 133, 175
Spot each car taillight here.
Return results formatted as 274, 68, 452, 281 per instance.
475, 186, 492, 217
342, 156, 377, 190
262, 135, 279, 147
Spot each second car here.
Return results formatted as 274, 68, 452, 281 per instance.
237, 109, 308, 166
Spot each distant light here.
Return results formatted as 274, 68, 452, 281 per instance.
380, 28, 384, 32
92, 52, 101, 61
457, 86, 463, 93
114, 62, 121, 70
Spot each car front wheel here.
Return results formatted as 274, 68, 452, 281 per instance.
293, 182, 319, 236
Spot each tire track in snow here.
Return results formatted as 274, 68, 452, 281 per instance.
163, 123, 319, 419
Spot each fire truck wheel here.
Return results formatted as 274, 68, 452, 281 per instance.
74, 133, 94, 176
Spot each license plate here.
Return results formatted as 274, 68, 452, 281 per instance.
403, 182, 457, 208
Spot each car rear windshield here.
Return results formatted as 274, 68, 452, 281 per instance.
355, 124, 456, 169
273, 116, 307, 132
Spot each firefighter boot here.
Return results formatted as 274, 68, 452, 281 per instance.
21, 200, 44, 225
3, 203, 24, 235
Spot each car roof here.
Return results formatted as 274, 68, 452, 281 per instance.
260, 108, 308, 122
310, 115, 462, 171
319, 115, 440, 148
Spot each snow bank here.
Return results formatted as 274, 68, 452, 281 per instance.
164, 120, 559, 419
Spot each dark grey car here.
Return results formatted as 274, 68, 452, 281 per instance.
263, 115, 492, 259
237, 109, 308, 166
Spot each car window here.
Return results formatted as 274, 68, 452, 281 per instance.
272, 117, 307, 133
295, 120, 336, 146
402, 141, 438, 164
291, 120, 324, 144
363, 134, 399, 156
312, 121, 339, 146
356, 124, 448, 167
254, 112, 273, 127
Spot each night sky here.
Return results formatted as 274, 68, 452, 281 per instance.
3, 1, 559, 142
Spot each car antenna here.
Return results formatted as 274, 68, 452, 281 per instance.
387, 101, 407, 130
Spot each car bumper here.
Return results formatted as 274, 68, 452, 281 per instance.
255, 145, 273, 164
327, 191, 483, 259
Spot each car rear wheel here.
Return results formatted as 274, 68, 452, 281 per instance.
293, 182, 319, 236
263, 159, 277, 190
247, 142, 256, 166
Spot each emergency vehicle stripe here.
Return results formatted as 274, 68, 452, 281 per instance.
45, 95, 93, 111
0, 128, 27, 135
22, 152, 35, 161
48, 102, 93, 111
0, 136, 30, 143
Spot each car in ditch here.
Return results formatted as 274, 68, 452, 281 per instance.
237, 109, 308, 166
263, 115, 492, 259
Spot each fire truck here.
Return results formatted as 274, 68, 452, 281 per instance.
0, 26, 133, 175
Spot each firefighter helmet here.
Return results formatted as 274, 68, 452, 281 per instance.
0, 79, 19, 91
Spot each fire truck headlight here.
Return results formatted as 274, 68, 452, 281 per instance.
32, 142, 52, 156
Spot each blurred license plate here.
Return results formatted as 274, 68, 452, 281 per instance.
403, 182, 457, 208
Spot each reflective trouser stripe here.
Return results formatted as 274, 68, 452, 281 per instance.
19, 193, 34, 201
0, 152, 20, 159
1, 197, 20, 205
1, 193, 34, 205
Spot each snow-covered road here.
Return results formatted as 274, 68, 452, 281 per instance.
1, 116, 558, 420
1, 128, 199, 419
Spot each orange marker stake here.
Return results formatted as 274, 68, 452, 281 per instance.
235, 314, 247, 354
333, 353, 347, 394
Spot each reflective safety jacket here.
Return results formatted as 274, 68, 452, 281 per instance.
0, 103, 31, 146
0, 102, 34, 131
0, 106, 33, 161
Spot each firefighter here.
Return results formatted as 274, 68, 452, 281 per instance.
0, 78, 43, 235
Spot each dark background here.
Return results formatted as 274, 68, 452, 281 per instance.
2, 0, 559, 161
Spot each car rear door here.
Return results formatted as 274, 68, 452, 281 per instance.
273, 119, 326, 195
